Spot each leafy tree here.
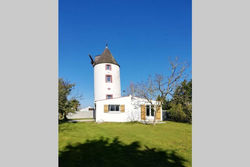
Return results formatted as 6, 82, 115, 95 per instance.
156, 95, 169, 110
69, 99, 80, 112
172, 79, 192, 105
183, 103, 192, 123
169, 79, 192, 123
58, 78, 80, 121
167, 103, 186, 122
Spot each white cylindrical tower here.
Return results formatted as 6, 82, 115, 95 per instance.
89, 46, 121, 101
94, 63, 121, 101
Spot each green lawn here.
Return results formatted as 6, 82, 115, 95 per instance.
59, 121, 192, 167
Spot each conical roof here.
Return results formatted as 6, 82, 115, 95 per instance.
93, 47, 119, 67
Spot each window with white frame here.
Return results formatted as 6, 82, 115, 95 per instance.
108, 105, 120, 112
146, 105, 155, 116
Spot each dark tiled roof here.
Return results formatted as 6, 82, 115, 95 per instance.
92, 48, 119, 67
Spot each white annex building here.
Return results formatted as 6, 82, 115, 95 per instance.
89, 45, 162, 122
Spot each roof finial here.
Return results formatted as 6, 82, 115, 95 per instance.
105, 43, 108, 48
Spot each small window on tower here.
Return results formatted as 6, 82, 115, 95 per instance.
106, 64, 111, 70
106, 94, 113, 99
106, 75, 112, 83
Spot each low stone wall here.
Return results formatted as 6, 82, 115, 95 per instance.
67, 111, 94, 119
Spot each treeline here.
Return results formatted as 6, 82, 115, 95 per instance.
162, 80, 192, 123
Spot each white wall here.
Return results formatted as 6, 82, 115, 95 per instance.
67, 111, 93, 119
95, 96, 133, 122
95, 96, 162, 122
94, 63, 121, 101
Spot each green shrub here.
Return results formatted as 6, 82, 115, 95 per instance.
183, 103, 192, 123
167, 103, 187, 122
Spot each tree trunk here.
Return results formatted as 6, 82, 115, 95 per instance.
63, 113, 68, 121
153, 108, 157, 125
153, 114, 156, 125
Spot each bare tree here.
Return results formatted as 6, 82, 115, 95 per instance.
134, 57, 187, 125
134, 76, 160, 125
126, 82, 136, 96
155, 57, 187, 102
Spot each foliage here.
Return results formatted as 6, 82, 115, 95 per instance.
183, 103, 192, 123
59, 122, 192, 167
58, 78, 80, 121
166, 80, 192, 123
157, 95, 169, 110
172, 79, 192, 105
167, 103, 186, 122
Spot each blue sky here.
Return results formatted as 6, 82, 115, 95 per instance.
59, 0, 192, 108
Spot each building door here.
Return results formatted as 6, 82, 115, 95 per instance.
146, 105, 155, 121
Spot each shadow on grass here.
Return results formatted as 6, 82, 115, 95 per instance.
59, 119, 78, 124
59, 137, 187, 167
58, 119, 68, 124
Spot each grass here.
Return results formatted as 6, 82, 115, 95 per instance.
59, 121, 192, 167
